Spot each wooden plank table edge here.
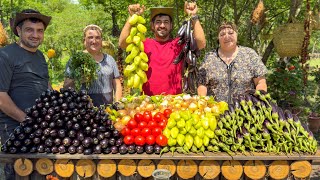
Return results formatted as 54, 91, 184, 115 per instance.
0, 150, 319, 161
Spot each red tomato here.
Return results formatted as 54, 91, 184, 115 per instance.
141, 127, 152, 137
161, 116, 168, 123
138, 121, 147, 129
134, 135, 145, 146
288, 65, 295, 71
134, 112, 144, 122
163, 109, 172, 118
153, 112, 164, 122
158, 121, 167, 130
131, 128, 140, 137
120, 127, 131, 136
147, 121, 158, 129
152, 127, 162, 137
156, 134, 168, 146
143, 111, 152, 122
123, 135, 135, 145
145, 135, 156, 145
127, 119, 137, 129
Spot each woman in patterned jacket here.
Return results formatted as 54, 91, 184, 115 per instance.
197, 21, 268, 104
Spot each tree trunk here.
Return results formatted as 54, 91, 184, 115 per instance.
111, 10, 120, 37
261, 41, 274, 65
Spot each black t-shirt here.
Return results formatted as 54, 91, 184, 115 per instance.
0, 43, 49, 125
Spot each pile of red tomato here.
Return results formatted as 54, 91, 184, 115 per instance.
121, 109, 172, 147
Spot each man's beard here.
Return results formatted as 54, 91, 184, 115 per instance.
20, 38, 41, 49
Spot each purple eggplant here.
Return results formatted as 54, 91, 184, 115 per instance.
173, 51, 185, 65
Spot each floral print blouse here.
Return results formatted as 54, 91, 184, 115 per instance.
198, 46, 268, 104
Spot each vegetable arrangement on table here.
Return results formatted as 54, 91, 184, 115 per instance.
1, 88, 317, 156
211, 90, 318, 155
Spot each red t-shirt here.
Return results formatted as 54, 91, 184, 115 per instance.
142, 38, 183, 95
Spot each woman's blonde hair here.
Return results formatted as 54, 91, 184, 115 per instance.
83, 24, 103, 38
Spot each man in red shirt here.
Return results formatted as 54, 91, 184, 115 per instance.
119, 2, 205, 95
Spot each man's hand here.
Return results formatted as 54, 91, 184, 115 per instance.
0, 92, 26, 122
128, 4, 145, 16
184, 1, 198, 16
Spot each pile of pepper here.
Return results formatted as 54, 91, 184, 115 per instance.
211, 89, 318, 155
160, 104, 227, 154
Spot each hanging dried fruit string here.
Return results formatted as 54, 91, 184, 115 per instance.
251, 0, 266, 25
0, 21, 8, 47
301, 0, 311, 86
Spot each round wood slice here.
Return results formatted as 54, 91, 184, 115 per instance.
221, 160, 243, 180
244, 160, 266, 180
157, 159, 176, 176
35, 158, 54, 175
75, 159, 96, 177
137, 159, 155, 178
54, 159, 74, 178
290, 161, 312, 179
97, 159, 117, 178
199, 160, 220, 179
118, 159, 136, 177
14, 158, 33, 177
177, 160, 198, 179
268, 160, 289, 180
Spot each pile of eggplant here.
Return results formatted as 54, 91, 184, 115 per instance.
211, 90, 318, 155
1, 88, 123, 155
173, 18, 201, 94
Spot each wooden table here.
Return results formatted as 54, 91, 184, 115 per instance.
0, 150, 319, 180
0, 150, 319, 161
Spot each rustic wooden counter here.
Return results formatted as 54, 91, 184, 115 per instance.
0, 150, 319, 161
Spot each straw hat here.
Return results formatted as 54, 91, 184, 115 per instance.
150, 7, 174, 21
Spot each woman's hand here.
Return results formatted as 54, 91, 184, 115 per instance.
128, 4, 145, 16
184, 1, 198, 16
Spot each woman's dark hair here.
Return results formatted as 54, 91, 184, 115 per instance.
218, 21, 238, 33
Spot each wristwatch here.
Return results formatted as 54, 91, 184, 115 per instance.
191, 15, 199, 21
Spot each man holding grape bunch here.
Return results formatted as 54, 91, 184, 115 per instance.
119, 1, 206, 95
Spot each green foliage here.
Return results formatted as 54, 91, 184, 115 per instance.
305, 60, 320, 114
267, 57, 304, 109
69, 51, 99, 91
47, 49, 70, 85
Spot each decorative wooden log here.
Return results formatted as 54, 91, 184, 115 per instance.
243, 160, 266, 180
199, 160, 220, 179
118, 159, 136, 177
54, 159, 74, 178
268, 160, 289, 180
97, 159, 117, 178
14, 158, 33, 177
177, 160, 198, 179
35, 158, 54, 175
290, 160, 312, 179
137, 159, 155, 178
221, 160, 243, 180
75, 159, 96, 178
157, 159, 176, 176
